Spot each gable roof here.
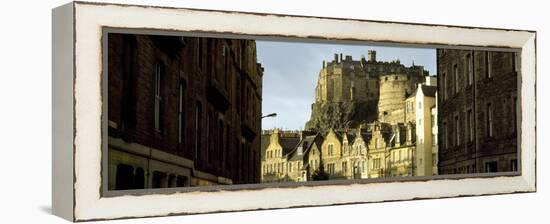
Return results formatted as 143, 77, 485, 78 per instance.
411, 84, 437, 98
280, 137, 301, 155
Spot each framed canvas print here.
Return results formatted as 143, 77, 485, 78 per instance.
52, 1, 536, 222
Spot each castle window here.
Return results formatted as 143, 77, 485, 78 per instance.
394, 76, 398, 80
328, 144, 334, 156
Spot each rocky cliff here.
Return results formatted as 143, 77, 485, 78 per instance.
305, 100, 377, 131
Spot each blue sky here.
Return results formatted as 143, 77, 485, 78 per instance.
256, 40, 436, 130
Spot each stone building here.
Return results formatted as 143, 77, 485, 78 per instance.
378, 73, 425, 124
305, 51, 428, 131
405, 84, 438, 176
437, 49, 519, 174
107, 33, 263, 190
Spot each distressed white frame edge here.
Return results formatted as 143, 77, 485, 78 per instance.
52, 2, 75, 222
63, 1, 535, 221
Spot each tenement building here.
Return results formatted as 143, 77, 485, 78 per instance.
108, 34, 263, 190
437, 49, 519, 174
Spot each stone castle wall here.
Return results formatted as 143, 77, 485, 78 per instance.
306, 52, 428, 131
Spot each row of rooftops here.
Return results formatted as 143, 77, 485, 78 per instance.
261, 121, 416, 162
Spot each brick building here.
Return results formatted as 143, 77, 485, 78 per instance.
107, 33, 263, 190
437, 49, 519, 174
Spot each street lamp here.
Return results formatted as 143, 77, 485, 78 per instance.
261, 113, 277, 119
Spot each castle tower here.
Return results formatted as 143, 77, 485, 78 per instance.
368, 50, 376, 62
378, 74, 417, 124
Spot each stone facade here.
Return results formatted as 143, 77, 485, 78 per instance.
305, 51, 428, 131
108, 33, 263, 189
437, 49, 519, 174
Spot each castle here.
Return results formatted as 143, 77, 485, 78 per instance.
262, 50, 438, 182
305, 50, 428, 131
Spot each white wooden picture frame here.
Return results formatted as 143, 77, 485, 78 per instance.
52, 1, 536, 222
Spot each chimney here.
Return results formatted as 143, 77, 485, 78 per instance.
323, 60, 326, 68
340, 53, 343, 63
271, 129, 280, 145
334, 53, 339, 63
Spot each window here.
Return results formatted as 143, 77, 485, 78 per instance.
152, 171, 167, 188
485, 161, 498, 173
134, 168, 145, 189
487, 103, 493, 137
511, 159, 518, 172
418, 102, 422, 110
206, 111, 213, 163
512, 52, 518, 73
453, 64, 459, 93
154, 63, 163, 133
328, 163, 335, 175
218, 119, 224, 168
432, 153, 437, 166
467, 109, 474, 142
513, 97, 518, 133
176, 176, 189, 187
455, 115, 460, 146
168, 174, 176, 188
398, 150, 402, 162
432, 134, 437, 146
342, 162, 347, 173
466, 53, 473, 86
328, 144, 334, 156
115, 164, 134, 190
442, 72, 447, 100
373, 158, 381, 169
442, 122, 448, 149
178, 81, 185, 144
197, 38, 203, 69
194, 101, 202, 159
486, 52, 492, 78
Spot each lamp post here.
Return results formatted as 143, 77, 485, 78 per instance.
261, 113, 277, 119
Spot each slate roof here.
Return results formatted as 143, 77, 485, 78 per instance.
280, 137, 301, 156
288, 135, 319, 161
411, 85, 437, 98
